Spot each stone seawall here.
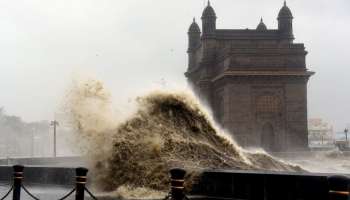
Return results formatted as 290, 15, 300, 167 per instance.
190, 169, 350, 200
0, 166, 75, 186
0, 156, 84, 167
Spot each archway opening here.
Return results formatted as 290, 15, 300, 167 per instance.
261, 123, 275, 152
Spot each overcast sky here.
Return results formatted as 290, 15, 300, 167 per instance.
0, 0, 349, 131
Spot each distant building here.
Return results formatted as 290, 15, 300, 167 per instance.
336, 131, 347, 140
308, 118, 334, 147
334, 127, 350, 150
185, 1, 314, 152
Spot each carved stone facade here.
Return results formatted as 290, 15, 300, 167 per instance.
185, 1, 314, 151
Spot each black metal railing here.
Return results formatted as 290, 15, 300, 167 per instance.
328, 175, 350, 200
162, 168, 190, 200
1, 166, 349, 200
0, 165, 190, 200
0, 165, 97, 200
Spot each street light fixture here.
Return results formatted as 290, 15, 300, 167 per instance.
50, 120, 59, 157
31, 126, 36, 157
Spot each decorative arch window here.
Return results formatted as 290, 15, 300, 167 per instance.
256, 95, 281, 113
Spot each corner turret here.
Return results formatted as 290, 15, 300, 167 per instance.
278, 1, 294, 40
187, 18, 201, 71
201, 1, 216, 37
188, 18, 201, 52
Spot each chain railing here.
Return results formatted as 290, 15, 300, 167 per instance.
0, 166, 190, 200
0, 165, 98, 200
0, 185, 13, 200
0, 166, 349, 200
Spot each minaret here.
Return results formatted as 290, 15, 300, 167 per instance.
278, 1, 294, 40
201, 0, 216, 38
187, 18, 201, 71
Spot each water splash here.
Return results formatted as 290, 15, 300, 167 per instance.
65, 79, 302, 195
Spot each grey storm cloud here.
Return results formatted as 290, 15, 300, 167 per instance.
0, 0, 349, 130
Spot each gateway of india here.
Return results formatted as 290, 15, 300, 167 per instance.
185, 1, 314, 152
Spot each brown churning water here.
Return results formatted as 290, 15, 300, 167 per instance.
65, 79, 302, 195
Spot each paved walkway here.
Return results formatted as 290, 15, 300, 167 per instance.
0, 183, 76, 200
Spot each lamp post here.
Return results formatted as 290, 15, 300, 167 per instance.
31, 127, 34, 157
50, 120, 59, 157
344, 128, 348, 142
30, 124, 37, 157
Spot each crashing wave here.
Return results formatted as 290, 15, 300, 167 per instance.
66, 80, 302, 193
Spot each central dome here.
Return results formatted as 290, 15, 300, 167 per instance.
256, 18, 267, 31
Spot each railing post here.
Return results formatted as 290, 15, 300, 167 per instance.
12, 165, 24, 200
348, 182, 350, 200
75, 167, 88, 200
170, 168, 186, 200
328, 175, 350, 200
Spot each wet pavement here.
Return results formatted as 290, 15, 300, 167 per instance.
0, 183, 76, 200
